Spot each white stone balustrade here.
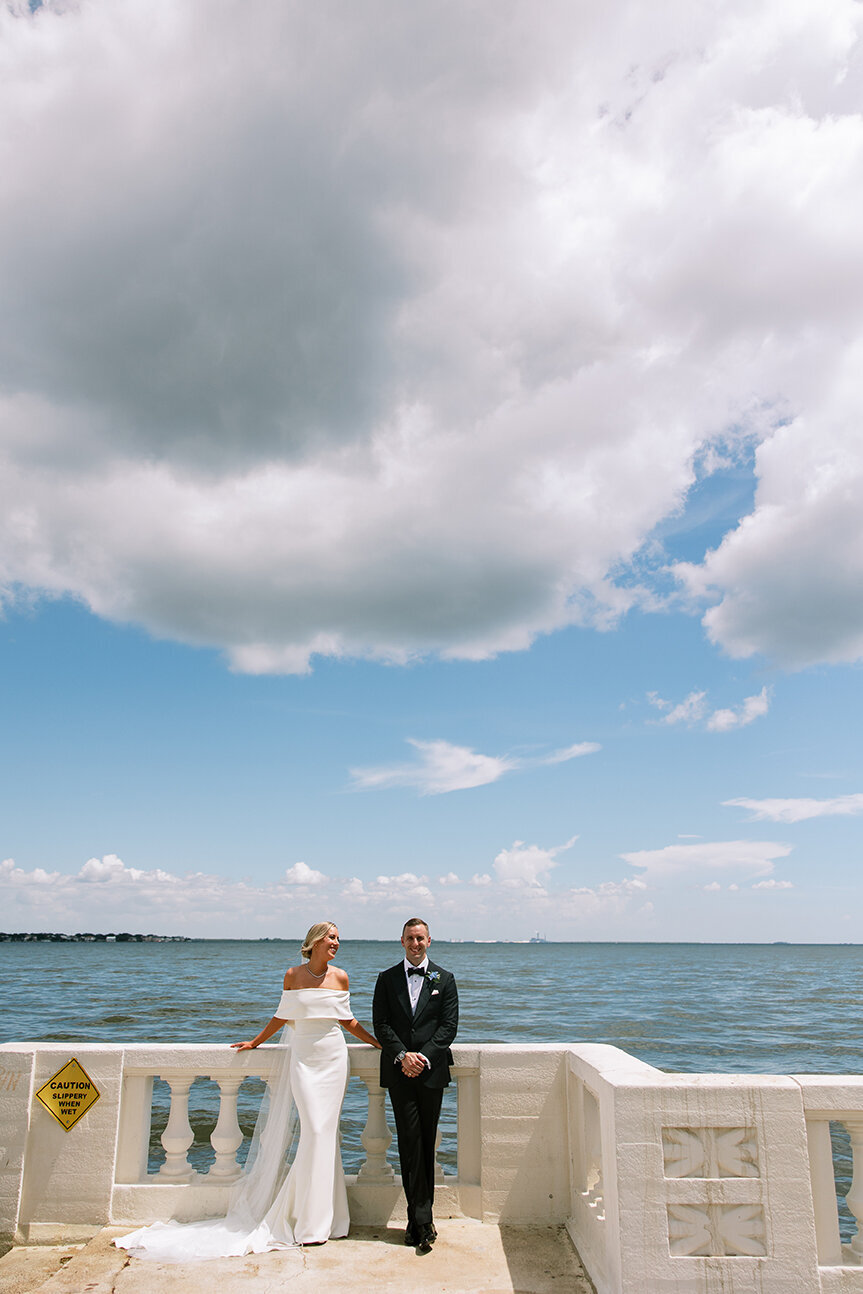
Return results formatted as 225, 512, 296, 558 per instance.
0, 1042, 485, 1239
7, 1040, 863, 1291
795, 1076, 863, 1282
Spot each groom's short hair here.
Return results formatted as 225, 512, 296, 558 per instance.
402, 917, 429, 936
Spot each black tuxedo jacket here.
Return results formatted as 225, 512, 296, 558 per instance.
372, 960, 458, 1091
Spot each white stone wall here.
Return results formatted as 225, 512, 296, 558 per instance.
0, 1040, 572, 1243
4, 1039, 863, 1293
565, 1045, 863, 1294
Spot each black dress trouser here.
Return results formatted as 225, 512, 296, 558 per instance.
388, 1074, 444, 1228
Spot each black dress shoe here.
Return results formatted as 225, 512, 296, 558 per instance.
416, 1223, 435, 1253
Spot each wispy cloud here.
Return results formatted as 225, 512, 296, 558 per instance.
724, 793, 863, 823
648, 690, 707, 725
648, 687, 770, 731
349, 739, 518, 795
705, 877, 794, 892
707, 687, 771, 732
349, 737, 599, 795
541, 742, 601, 764
621, 839, 791, 881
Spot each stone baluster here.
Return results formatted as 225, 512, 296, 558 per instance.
157, 1074, 195, 1181
357, 1077, 395, 1181
805, 1118, 843, 1265
843, 1117, 863, 1263
208, 1075, 244, 1179
114, 1074, 154, 1183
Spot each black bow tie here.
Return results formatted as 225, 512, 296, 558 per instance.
408, 966, 426, 977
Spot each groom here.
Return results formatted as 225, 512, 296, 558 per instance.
373, 918, 459, 1253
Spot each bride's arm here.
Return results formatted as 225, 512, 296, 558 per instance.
231, 1013, 289, 1050
340, 1016, 381, 1048
232, 970, 294, 1050
332, 968, 382, 1048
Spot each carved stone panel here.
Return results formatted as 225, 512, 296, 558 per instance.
662, 1126, 760, 1179
667, 1202, 768, 1257
579, 1085, 604, 1220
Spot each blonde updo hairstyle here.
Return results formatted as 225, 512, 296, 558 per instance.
301, 921, 337, 961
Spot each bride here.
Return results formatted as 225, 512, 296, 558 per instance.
116, 920, 381, 1259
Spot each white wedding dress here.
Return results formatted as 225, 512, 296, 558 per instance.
115, 989, 351, 1260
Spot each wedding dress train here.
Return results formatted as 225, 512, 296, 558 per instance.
115, 989, 351, 1260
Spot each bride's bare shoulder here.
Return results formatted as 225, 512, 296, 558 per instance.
282, 965, 304, 988
330, 967, 350, 989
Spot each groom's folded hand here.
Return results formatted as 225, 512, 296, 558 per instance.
400, 1051, 426, 1077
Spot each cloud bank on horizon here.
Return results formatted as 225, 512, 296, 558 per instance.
4, 839, 780, 938
1, 829, 803, 937
1, 0, 862, 674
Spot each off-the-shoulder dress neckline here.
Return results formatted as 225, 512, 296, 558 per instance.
281, 985, 347, 993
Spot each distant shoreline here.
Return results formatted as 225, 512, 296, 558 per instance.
0, 933, 859, 947
0, 932, 191, 943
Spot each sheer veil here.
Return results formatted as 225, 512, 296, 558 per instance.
115, 1043, 299, 1261
224, 1043, 297, 1232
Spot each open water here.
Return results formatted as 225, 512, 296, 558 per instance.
3, 939, 861, 1229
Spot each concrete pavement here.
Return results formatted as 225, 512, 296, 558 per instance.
0, 1222, 594, 1294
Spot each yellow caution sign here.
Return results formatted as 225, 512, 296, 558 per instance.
35, 1058, 100, 1130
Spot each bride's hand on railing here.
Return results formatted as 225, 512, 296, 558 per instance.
230, 1015, 285, 1051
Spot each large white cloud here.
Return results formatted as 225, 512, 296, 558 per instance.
676, 416, 863, 667
1, 1, 862, 671
492, 836, 578, 890
283, 861, 327, 886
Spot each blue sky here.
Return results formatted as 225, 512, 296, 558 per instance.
2, 467, 859, 942
1, 0, 862, 939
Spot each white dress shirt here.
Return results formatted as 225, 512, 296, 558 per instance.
398, 957, 432, 1066
406, 952, 429, 1009
406, 952, 432, 1009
